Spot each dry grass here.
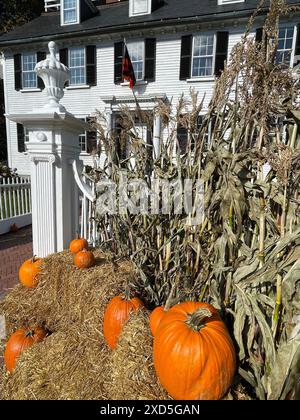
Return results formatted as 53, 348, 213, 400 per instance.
104, 310, 169, 400
0, 327, 110, 400
0, 249, 135, 336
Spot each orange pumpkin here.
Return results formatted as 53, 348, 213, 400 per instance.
69, 236, 88, 254
104, 293, 144, 349
153, 301, 236, 400
4, 327, 47, 373
74, 249, 95, 269
149, 306, 166, 336
9, 223, 19, 233
19, 256, 43, 288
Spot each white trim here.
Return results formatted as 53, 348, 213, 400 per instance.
65, 84, 90, 90
191, 33, 216, 79
290, 25, 297, 67
218, 0, 244, 4
186, 77, 215, 83
121, 80, 148, 86
20, 88, 42, 92
60, 0, 80, 26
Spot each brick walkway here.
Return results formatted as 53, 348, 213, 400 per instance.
0, 226, 33, 297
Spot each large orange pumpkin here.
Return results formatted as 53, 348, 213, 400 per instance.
74, 249, 95, 269
4, 327, 47, 373
153, 301, 236, 400
69, 236, 88, 254
19, 256, 43, 288
103, 294, 144, 349
149, 306, 166, 336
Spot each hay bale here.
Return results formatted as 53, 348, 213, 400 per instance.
0, 249, 134, 336
104, 309, 169, 400
0, 326, 110, 400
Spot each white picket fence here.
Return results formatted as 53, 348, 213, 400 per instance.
0, 176, 32, 234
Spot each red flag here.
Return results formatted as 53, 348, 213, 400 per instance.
122, 44, 136, 89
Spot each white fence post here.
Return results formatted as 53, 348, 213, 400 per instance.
6, 41, 89, 257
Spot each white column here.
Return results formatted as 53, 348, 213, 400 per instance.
153, 113, 161, 160
6, 41, 89, 257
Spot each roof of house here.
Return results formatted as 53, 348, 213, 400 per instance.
0, 0, 299, 46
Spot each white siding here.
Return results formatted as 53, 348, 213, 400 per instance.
3, 20, 298, 174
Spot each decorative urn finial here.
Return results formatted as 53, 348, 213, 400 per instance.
35, 41, 70, 111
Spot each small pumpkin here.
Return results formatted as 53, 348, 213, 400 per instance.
153, 301, 236, 400
9, 223, 19, 233
104, 292, 144, 349
74, 249, 95, 269
69, 235, 88, 254
4, 327, 47, 373
149, 306, 166, 336
19, 256, 43, 288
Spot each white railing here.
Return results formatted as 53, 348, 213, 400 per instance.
44, 0, 60, 12
79, 174, 98, 247
44, 0, 98, 12
0, 176, 32, 234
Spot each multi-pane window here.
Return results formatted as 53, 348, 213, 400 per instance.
192, 35, 215, 77
78, 117, 97, 154
131, 0, 149, 16
22, 53, 37, 89
276, 26, 296, 66
69, 47, 86, 85
127, 42, 144, 81
62, 0, 78, 24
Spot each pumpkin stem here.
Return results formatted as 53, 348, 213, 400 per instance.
25, 330, 35, 338
31, 255, 37, 263
124, 286, 131, 301
186, 308, 212, 332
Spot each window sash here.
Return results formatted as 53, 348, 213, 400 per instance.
191, 34, 216, 78
69, 47, 86, 86
276, 25, 297, 67
127, 41, 145, 81
22, 53, 37, 89
62, 0, 78, 24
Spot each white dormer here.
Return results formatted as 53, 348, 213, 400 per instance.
61, 0, 80, 25
129, 0, 152, 17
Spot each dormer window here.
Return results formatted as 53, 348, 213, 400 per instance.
61, 0, 79, 25
130, 0, 152, 17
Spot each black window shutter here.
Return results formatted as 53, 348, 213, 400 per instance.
59, 48, 69, 86
37, 52, 46, 89
144, 38, 156, 82
255, 28, 264, 43
214, 32, 229, 77
17, 123, 25, 153
180, 35, 192, 80
14, 54, 22, 91
114, 42, 124, 84
86, 117, 97, 154
86, 45, 97, 86
296, 24, 300, 56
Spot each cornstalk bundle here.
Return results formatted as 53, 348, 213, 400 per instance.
87, 0, 300, 399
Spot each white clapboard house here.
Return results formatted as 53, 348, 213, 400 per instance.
0, 0, 299, 175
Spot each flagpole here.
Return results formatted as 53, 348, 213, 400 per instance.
121, 37, 143, 121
